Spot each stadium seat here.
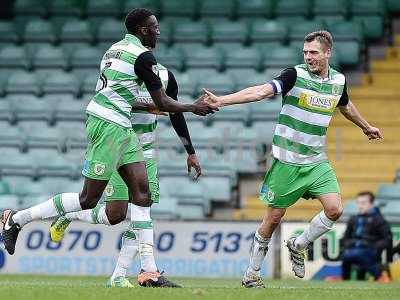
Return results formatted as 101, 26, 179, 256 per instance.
21, 123, 64, 152
248, 98, 282, 123
335, 41, 360, 66
54, 98, 87, 123
41, 71, 79, 96
262, 46, 300, 69
312, 0, 347, 17
0, 21, 19, 43
231, 71, 269, 90
353, 16, 384, 40
49, 0, 84, 17
172, 21, 209, 45
0, 100, 15, 124
154, 46, 184, 71
350, 0, 386, 16
23, 19, 56, 43
59, 19, 93, 43
184, 46, 224, 71
195, 71, 235, 97
387, 0, 400, 12
123, 0, 160, 17
0, 195, 19, 210
342, 199, 358, 216
237, 0, 273, 18
14, 0, 47, 17
381, 201, 400, 220
80, 72, 99, 97
161, 0, 197, 18
288, 20, 326, 41
171, 71, 197, 97
96, 18, 126, 43
5, 71, 41, 96
61, 42, 92, 57
274, 0, 311, 18
0, 123, 24, 149
86, 0, 120, 17
0, 46, 30, 70
151, 194, 179, 219
329, 21, 364, 42
62, 123, 87, 151
0, 148, 36, 177
31, 45, 67, 70
223, 46, 262, 71
206, 105, 250, 126
377, 184, 400, 201
0, 180, 12, 195
199, 0, 236, 19
9, 95, 56, 124
69, 47, 102, 69
249, 20, 287, 44
210, 20, 248, 44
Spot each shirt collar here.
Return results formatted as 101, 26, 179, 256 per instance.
124, 33, 143, 45
306, 65, 332, 82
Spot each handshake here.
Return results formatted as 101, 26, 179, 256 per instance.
190, 89, 223, 116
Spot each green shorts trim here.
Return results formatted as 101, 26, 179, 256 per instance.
105, 158, 159, 203
82, 115, 145, 180
260, 159, 340, 208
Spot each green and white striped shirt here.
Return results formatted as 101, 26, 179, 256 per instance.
270, 64, 347, 165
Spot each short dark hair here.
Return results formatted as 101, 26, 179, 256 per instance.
125, 8, 154, 34
357, 191, 375, 203
304, 30, 333, 50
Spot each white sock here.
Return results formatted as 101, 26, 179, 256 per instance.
13, 193, 81, 227
130, 204, 158, 272
66, 204, 111, 225
295, 211, 335, 251
111, 230, 138, 280
246, 230, 270, 275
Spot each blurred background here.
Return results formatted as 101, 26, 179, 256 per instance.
0, 0, 399, 280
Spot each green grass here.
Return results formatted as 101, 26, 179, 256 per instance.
0, 275, 399, 300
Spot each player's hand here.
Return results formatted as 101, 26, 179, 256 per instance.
192, 94, 218, 116
363, 126, 383, 140
187, 153, 202, 180
202, 88, 223, 108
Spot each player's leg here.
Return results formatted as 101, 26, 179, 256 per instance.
287, 162, 342, 278
243, 159, 304, 287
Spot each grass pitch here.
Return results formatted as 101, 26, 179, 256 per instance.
0, 275, 399, 300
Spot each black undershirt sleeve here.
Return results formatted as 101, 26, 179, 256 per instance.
270, 67, 297, 97
337, 81, 349, 106
166, 70, 195, 155
134, 51, 163, 92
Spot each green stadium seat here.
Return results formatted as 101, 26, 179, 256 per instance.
70, 47, 102, 69
274, 0, 311, 18
123, 0, 160, 16
199, 0, 235, 19
231, 71, 268, 90
223, 46, 261, 71
210, 20, 248, 44
335, 41, 360, 66
86, 0, 120, 17
353, 16, 384, 40
184, 46, 224, 71
237, 0, 273, 18
172, 21, 209, 45
14, 0, 47, 17
0, 100, 15, 124
262, 46, 300, 69
0, 148, 36, 177
155, 20, 172, 44
61, 122, 87, 151
61, 42, 91, 57
0, 180, 11, 195
23, 19, 56, 43
154, 46, 184, 71
41, 71, 79, 96
59, 19, 93, 43
9, 95, 55, 124
20, 123, 64, 151
343, 199, 358, 216
171, 71, 197, 97
387, 0, 400, 12
207, 105, 250, 126
5, 71, 40, 96
350, 0, 386, 16
314, 15, 346, 29
0, 21, 19, 43
0, 123, 24, 149
0, 46, 30, 69
288, 20, 326, 41
381, 201, 400, 220
195, 71, 235, 97
161, 0, 197, 18
96, 18, 126, 43
377, 184, 400, 200
49, 0, 84, 17
312, 0, 347, 17
329, 21, 364, 42
32, 45, 67, 70
151, 194, 179, 219
54, 97, 87, 122
0, 195, 19, 210
249, 20, 288, 44
80, 73, 98, 99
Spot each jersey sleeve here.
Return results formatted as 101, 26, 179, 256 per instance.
269, 67, 297, 97
337, 81, 349, 106
165, 70, 178, 100
134, 51, 163, 92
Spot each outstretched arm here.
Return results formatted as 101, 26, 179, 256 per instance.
339, 101, 383, 140
203, 67, 297, 108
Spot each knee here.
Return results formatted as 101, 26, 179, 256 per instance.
132, 191, 153, 207
107, 210, 127, 225
325, 204, 343, 221
269, 212, 284, 225
79, 194, 101, 210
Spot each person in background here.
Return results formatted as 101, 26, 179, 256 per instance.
341, 191, 392, 281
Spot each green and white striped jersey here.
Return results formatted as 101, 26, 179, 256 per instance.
132, 63, 169, 159
86, 34, 149, 128
272, 64, 346, 165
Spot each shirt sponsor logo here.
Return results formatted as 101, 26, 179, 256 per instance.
299, 93, 337, 112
